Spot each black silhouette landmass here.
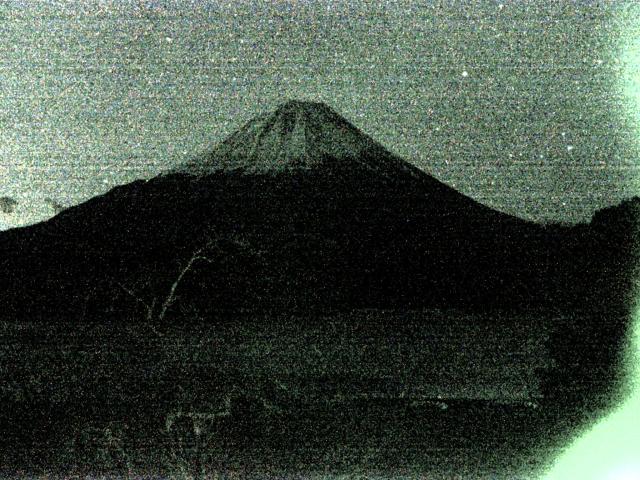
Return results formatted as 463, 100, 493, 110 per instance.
0, 101, 636, 319
0, 100, 637, 476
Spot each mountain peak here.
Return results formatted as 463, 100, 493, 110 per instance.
175, 100, 401, 176
270, 99, 345, 124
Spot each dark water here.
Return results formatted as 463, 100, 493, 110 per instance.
0, 310, 617, 478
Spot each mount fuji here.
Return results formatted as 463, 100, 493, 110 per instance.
0, 100, 633, 321
178, 100, 425, 180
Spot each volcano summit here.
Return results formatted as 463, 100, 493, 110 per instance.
178, 100, 423, 181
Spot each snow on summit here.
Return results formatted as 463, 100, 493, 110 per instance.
176, 100, 418, 178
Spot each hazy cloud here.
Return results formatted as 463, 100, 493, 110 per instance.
0, 196, 18, 214
44, 198, 66, 214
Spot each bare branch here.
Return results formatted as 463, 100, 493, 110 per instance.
115, 282, 165, 338
116, 281, 155, 319
157, 246, 217, 322
107, 236, 222, 328
147, 297, 157, 322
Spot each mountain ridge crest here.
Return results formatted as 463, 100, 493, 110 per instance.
174, 100, 416, 178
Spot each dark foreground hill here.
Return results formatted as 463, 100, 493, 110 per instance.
0, 100, 637, 322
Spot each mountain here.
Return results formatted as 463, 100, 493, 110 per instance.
177, 100, 426, 180
0, 101, 635, 322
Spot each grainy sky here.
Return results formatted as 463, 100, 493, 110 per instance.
0, 0, 639, 228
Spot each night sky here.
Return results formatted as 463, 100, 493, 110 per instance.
1, 0, 639, 229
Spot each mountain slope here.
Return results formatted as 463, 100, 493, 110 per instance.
177, 100, 424, 180
0, 101, 632, 321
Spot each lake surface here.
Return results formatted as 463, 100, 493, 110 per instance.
0, 309, 620, 478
